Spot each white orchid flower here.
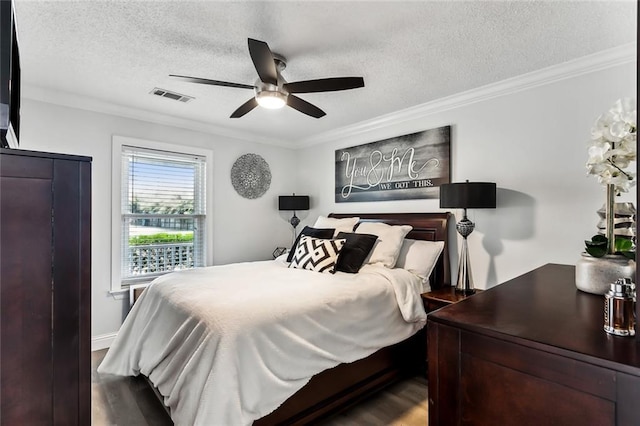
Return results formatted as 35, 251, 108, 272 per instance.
586, 98, 636, 195
611, 98, 636, 125
586, 144, 609, 164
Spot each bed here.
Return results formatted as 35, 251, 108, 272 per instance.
98, 212, 451, 425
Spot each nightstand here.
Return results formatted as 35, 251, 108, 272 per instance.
129, 283, 151, 309
421, 286, 483, 375
422, 286, 483, 313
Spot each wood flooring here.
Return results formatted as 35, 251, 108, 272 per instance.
92, 349, 428, 425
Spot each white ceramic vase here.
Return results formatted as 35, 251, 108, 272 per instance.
575, 253, 635, 295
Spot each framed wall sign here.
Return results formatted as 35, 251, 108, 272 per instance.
335, 125, 451, 203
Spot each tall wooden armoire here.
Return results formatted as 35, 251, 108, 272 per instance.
0, 148, 91, 425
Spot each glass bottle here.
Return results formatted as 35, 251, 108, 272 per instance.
604, 278, 636, 336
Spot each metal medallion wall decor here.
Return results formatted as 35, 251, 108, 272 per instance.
335, 125, 451, 202
230, 153, 272, 199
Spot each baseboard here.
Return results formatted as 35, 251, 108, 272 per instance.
92, 332, 118, 351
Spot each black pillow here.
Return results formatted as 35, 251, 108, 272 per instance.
334, 232, 378, 273
287, 226, 335, 262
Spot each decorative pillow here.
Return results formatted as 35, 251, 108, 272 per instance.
289, 236, 346, 273
287, 226, 335, 262
334, 232, 378, 273
313, 215, 360, 237
355, 222, 413, 268
395, 239, 445, 286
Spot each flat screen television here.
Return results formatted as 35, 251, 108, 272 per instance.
1, 0, 20, 149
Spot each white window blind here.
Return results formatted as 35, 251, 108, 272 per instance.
120, 145, 206, 285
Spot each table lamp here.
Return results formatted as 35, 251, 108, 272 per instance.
278, 194, 310, 232
439, 180, 496, 294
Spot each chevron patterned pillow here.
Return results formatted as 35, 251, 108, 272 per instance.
289, 235, 346, 273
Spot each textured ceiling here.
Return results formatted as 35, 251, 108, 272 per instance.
13, 0, 638, 146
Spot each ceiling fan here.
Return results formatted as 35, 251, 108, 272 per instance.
170, 38, 365, 119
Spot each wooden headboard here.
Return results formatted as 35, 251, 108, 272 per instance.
329, 212, 451, 290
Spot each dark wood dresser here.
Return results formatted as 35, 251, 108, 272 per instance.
428, 263, 640, 426
1, 149, 91, 425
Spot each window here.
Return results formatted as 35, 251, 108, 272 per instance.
112, 137, 212, 291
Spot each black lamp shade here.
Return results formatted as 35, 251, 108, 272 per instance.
439, 182, 496, 209
279, 195, 309, 211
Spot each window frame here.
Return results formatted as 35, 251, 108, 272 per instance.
111, 135, 214, 292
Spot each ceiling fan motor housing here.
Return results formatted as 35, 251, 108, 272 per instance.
254, 57, 289, 109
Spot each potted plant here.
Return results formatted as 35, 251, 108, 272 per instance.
576, 98, 636, 294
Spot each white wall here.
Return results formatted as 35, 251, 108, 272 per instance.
296, 61, 637, 289
15, 57, 637, 343
18, 100, 298, 339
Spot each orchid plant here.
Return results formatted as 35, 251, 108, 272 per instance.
586, 98, 637, 195
584, 98, 637, 258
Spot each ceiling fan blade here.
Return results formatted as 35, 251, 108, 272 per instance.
248, 38, 278, 86
230, 97, 259, 118
287, 95, 326, 118
284, 77, 365, 94
169, 74, 254, 90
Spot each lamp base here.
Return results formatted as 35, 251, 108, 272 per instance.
455, 286, 476, 295
289, 213, 300, 229
455, 231, 475, 295
288, 213, 300, 246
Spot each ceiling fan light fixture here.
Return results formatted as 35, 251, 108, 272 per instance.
171, 38, 363, 119
255, 90, 288, 109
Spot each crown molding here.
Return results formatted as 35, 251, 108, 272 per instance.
299, 43, 637, 148
21, 85, 296, 149
22, 43, 636, 150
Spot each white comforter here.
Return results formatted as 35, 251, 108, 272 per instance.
98, 257, 426, 425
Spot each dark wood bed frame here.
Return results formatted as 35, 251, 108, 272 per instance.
144, 212, 451, 425
255, 212, 451, 425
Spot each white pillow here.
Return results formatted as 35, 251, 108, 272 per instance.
395, 239, 444, 287
356, 222, 412, 268
313, 215, 360, 237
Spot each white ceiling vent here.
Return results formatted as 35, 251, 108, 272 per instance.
150, 88, 194, 103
